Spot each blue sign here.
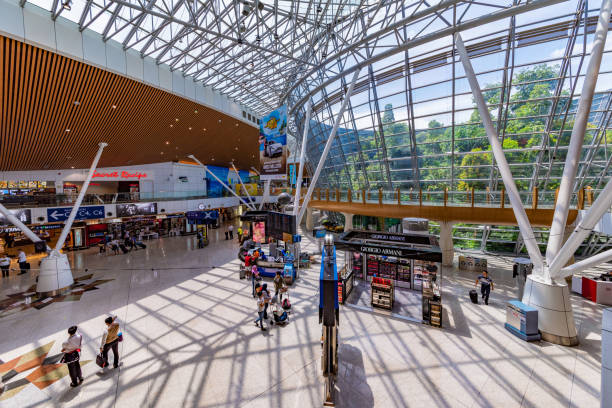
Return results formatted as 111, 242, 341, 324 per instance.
186, 210, 219, 225
47, 206, 105, 222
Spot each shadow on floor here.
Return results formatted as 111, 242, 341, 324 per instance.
335, 343, 374, 408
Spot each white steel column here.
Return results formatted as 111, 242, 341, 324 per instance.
560, 248, 612, 276
188, 155, 255, 209
259, 179, 271, 210
231, 163, 256, 210
38, 142, 107, 294
293, 99, 313, 218
439, 221, 454, 267
602, 308, 612, 408
549, 177, 612, 277
53, 142, 107, 253
455, 33, 544, 273
547, 0, 612, 264
0, 203, 49, 251
297, 68, 362, 226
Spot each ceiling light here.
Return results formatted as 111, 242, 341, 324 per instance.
175, 118, 179, 122
71, 166, 75, 169
194, 110, 198, 114
203, 128, 207, 131
235, 147, 238, 150
65, 129, 70, 133
62, 0, 71, 11
161, 152, 164, 155
73, 101, 80, 106
170, 124, 174, 128
218, 119, 222, 124
235, 123, 239, 127
255, 35, 261, 44
112, 105, 117, 109
165, 141, 170, 145
274, 33, 279, 40
317, 5, 322, 13
188, 127, 192, 130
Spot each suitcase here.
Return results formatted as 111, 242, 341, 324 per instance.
137, 242, 146, 249
239, 266, 246, 279
469, 289, 478, 304
119, 244, 129, 254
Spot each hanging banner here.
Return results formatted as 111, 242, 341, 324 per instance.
259, 105, 288, 180
0, 209, 32, 226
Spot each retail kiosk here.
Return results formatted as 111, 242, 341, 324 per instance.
335, 230, 443, 327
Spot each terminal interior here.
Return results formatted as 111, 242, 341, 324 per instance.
0, 1, 611, 407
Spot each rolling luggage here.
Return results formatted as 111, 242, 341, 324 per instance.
136, 242, 146, 249
119, 244, 129, 254
469, 289, 478, 304
239, 265, 246, 279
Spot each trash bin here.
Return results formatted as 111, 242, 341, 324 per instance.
513, 257, 533, 300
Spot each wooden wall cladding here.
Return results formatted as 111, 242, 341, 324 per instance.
0, 35, 259, 171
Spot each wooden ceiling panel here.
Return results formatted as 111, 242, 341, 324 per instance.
0, 35, 259, 171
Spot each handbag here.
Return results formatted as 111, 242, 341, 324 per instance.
117, 332, 123, 342
60, 350, 80, 364
96, 353, 106, 368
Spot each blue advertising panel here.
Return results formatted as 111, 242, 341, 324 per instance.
259, 105, 287, 180
47, 206, 105, 222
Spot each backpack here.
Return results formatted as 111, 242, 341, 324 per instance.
282, 298, 291, 310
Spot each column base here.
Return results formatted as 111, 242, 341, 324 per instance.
521, 274, 579, 346
36, 253, 74, 294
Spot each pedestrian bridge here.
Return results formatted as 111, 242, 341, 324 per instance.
306, 188, 586, 227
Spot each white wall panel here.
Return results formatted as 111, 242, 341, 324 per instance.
172, 71, 185, 95
142, 56, 159, 85
23, 4, 56, 50
125, 49, 143, 80
54, 18, 83, 60
185, 78, 195, 100
82, 30, 106, 68
158, 65, 172, 91
106, 41, 126, 74
0, 0, 25, 39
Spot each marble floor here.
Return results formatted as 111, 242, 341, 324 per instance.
0, 224, 605, 408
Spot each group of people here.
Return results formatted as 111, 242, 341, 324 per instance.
0, 249, 29, 278
253, 271, 288, 331
60, 314, 122, 388
102, 231, 145, 255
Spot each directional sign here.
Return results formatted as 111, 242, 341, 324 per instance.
47, 206, 106, 222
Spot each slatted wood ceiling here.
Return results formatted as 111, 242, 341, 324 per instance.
0, 35, 259, 171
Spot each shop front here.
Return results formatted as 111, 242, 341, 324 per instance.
335, 230, 443, 327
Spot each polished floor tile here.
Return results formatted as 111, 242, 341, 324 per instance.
0, 225, 605, 407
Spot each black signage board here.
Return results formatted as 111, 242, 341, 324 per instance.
339, 229, 434, 246
240, 211, 269, 222
335, 229, 442, 262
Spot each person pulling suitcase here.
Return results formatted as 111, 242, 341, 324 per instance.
474, 270, 494, 305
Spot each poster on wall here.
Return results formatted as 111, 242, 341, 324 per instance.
116, 203, 158, 217
0, 209, 32, 226
253, 221, 266, 243
259, 105, 288, 180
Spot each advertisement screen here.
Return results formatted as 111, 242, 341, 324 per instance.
253, 222, 266, 243
259, 105, 287, 180
0, 209, 32, 226
116, 202, 158, 217
266, 212, 296, 241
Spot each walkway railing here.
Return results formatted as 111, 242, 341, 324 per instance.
307, 187, 594, 210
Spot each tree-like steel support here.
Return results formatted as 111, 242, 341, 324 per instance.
231, 163, 256, 211
546, 0, 612, 265
296, 68, 362, 227
38, 142, 107, 294
293, 99, 313, 219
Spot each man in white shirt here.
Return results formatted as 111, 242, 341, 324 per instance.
61, 326, 83, 387
17, 250, 28, 274
228, 225, 234, 240
0, 254, 10, 278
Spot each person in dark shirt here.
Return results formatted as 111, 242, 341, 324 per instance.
475, 270, 494, 305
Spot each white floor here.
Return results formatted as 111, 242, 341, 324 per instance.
0, 225, 604, 408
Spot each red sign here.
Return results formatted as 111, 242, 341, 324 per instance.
93, 170, 148, 180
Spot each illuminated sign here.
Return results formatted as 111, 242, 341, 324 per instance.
93, 170, 148, 180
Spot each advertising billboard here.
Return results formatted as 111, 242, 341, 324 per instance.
0, 209, 31, 226
259, 105, 287, 180
116, 203, 158, 217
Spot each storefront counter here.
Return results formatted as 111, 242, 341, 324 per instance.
338, 266, 355, 304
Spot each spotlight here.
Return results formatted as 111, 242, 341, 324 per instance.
62, 0, 71, 11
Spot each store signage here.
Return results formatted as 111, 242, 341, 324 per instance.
47, 206, 105, 222
360, 245, 403, 257
116, 203, 157, 217
370, 233, 409, 243
93, 170, 148, 180
0, 209, 32, 226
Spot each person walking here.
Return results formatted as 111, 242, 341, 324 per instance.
273, 271, 284, 301
261, 283, 271, 319
254, 291, 267, 331
229, 225, 234, 240
237, 227, 243, 243
100, 314, 121, 369
0, 254, 10, 278
17, 250, 28, 275
61, 326, 83, 387
474, 270, 494, 305
224, 229, 229, 240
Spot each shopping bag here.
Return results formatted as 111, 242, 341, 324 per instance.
117, 332, 123, 342
95, 354, 105, 368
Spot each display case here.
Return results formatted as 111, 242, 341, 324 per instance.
371, 277, 394, 310
338, 265, 355, 304
352, 252, 363, 279
366, 255, 379, 278
396, 259, 411, 289
429, 300, 442, 327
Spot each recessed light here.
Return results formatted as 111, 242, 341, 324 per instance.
194, 110, 198, 114
235, 123, 239, 127
175, 146, 179, 150
203, 128, 207, 131
175, 118, 179, 122
73, 101, 80, 106
161, 152, 164, 155
235, 147, 238, 150
188, 127, 192, 130
165, 141, 170, 145
212, 158, 215, 161
218, 119, 222, 123
170, 124, 174, 128
65, 129, 70, 132
112, 105, 117, 109
71, 166, 75, 169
